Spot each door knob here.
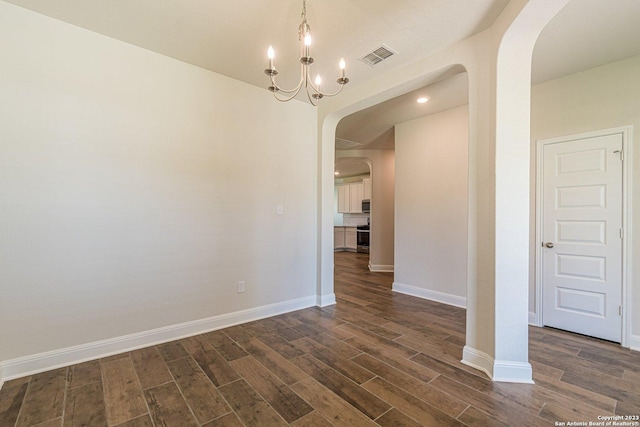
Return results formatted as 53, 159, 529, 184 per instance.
544, 242, 554, 248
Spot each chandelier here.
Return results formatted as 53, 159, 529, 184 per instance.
264, 0, 349, 105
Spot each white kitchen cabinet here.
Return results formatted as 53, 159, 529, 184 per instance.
336, 182, 366, 213
345, 227, 357, 250
334, 227, 345, 249
349, 183, 364, 213
337, 185, 350, 213
363, 178, 372, 200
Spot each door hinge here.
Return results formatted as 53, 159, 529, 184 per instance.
619, 305, 623, 316
614, 150, 624, 161
620, 228, 624, 239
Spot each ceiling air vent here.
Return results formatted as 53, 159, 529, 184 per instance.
359, 45, 397, 66
335, 138, 362, 149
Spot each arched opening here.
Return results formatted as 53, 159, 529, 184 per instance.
318, 0, 572, 383
331, 71, 471, 309
530, 0, 639, 347
321, 68, 472, 349
317, 65, 470, 308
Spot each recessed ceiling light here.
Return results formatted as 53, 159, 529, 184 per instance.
334, 171, 340, 175
417, 97, 429, 104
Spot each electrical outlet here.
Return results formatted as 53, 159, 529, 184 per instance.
237, 281, 245, 293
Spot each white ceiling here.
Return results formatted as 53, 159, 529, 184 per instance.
334, 0, 640, 176
4, 0, 640, 178
532, 0, 640, 85
2, 0, 509, 96
334, 0, 640, 147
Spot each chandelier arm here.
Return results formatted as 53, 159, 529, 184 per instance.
272, 70, 305, 101
272, 91, 301, 102
304, 85, 319, 106
272, 81, 303, 101
303, 63, 313, 94
268, 79, 298, 95
315, 83, 346, 98
300, 64, 348, 100
269, 64, 307, 94
307, 75, 319, 93
303, 72, 346, 98
270, 84, 301, 95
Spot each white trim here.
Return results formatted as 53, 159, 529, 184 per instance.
492, 360, 534, 383
461, 346, 494, 379
621, 126, 634, 349
392, 282, 467, 308
529, 311, 540, 326
461, 346, 534, 383
317, 293, 337, 307
0, 295, 316, 387
369, 264, 394, 272
630, 334, 640, 352
534, 126, 633, 347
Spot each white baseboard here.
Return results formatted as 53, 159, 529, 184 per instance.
529, 311, 541, 326
392, 281, 466, 308
461, 345, 494, 379
492, 360, 534, 383
461, 346, 533, 384
317, 293, 336, 307
0, 295, 317, 388
630, 334, 640, 352
369, 264, 394, 272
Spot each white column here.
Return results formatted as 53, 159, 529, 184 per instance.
462, 0, 570, 382
317, 115, 339, 306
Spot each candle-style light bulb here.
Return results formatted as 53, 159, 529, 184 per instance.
339, 58, 346, 78
267, 46, 275, 69
315, 74, 322, 90
303, 33, 312, 58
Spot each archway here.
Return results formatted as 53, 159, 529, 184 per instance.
316, 65, 468, 308
316, 0, 570, 382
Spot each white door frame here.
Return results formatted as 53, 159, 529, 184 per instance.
534, 125, 633, 347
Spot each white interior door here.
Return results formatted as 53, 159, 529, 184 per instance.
541, 133, 623, 342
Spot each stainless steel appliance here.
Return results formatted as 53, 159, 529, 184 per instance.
361, 199, 370, 213
356, 225, 370, 253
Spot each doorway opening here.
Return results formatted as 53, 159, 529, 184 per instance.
333, 157, 373, 261
329, 71, 470, 309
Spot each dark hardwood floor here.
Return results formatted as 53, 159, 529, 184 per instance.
1, 251, 639, 426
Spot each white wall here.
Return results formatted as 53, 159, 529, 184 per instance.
394, 105, 469, 306
530, 54, 640, 346
0, 1, 317, 371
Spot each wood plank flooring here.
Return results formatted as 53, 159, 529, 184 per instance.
2, 251, 639, 426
